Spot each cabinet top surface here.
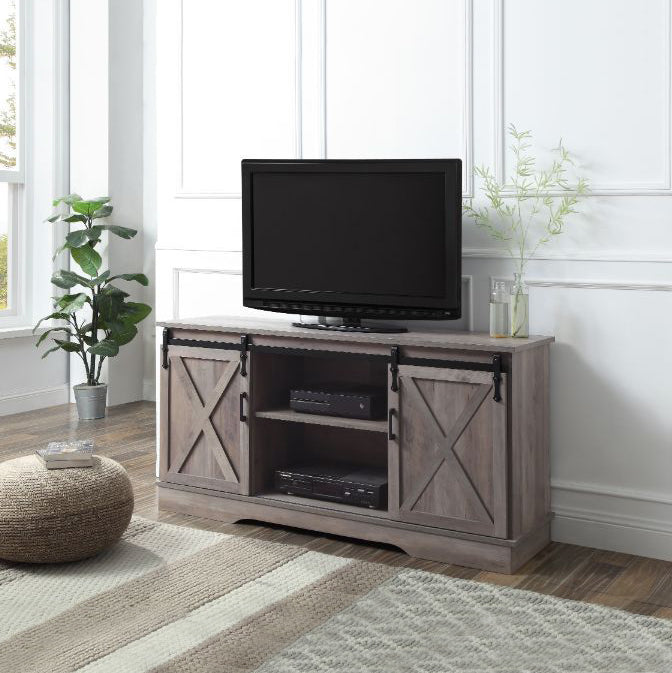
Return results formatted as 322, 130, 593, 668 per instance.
158, 316, 554, 353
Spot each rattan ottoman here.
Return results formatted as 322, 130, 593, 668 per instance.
0, 455, 134, 563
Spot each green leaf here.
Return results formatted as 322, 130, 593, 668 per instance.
41, 345, 61, 359
107, 273, 149, 286
62, 214, 88, 223
101, 284, 129, 298
88, 339, 119, 357
56, 293, 88, 314
51, 270, 91, 289
109, 322, 137, 346
45, 213, 60, 223
71, 245, 102, 276
64, 227, 102, 252
54, 338, 83, 353
89, 270, 111, 286
65, 229, 90, 248
36, 327, 73, 347
96, 293, 124, 322
52, 243, 69, 260
33, 311, 69, 332
118, 302, 152, 325
92, 205, 113, 219
71, 199, 110, 217
96, 224, 137, 239
53, 193, 82, 207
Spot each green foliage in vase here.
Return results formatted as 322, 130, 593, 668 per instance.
463, 124, 589, 275
34, 195, 152, 386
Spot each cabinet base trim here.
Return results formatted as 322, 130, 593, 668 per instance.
158, 483, 550, 573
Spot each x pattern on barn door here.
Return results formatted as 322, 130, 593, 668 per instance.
393, 366, 507, 538
163, 346, 246, 494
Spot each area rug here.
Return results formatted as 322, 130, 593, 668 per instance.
0, 517, 670, 673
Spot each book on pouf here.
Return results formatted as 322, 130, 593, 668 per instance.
36, 440, 94, 469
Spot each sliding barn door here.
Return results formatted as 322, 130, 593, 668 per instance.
390, 365, 507, 538
160, 346, 249, 494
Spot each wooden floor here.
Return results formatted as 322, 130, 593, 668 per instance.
2, 400, 671, 620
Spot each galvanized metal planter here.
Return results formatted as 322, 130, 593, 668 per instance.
73, 383, 108, 420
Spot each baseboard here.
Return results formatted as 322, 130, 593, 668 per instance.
143, 378, 156, 402
0, 384, 70, 416
551, 480, 672, 561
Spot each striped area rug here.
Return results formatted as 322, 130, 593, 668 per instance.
1, 517, 671, 673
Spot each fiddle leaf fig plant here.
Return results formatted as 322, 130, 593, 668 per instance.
34, 194, 152, 386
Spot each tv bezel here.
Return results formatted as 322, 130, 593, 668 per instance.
241, 159, 462, 321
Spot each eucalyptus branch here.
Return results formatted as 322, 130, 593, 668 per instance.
463, 124, 589, 273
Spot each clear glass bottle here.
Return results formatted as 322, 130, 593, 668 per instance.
489, 281, 509, 338
510, 272, 529, 338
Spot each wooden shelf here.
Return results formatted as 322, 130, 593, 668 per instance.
257, 490, 391, 519
255, 407, 388, 433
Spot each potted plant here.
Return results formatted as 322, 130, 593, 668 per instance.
34, 195, 152, 419
463, 125, 589, 337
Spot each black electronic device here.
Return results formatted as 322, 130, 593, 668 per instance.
275, 464, 388, 509
289, 384, 386, 420
241, 159, 462, 332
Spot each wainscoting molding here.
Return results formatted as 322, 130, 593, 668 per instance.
322, 0, 474, 197
462, 274, 474, 332
526, 279, 672, 293
489, 275, 672, 293
492, 0, 672, 195
174, 0, 303, 199
0, 384, 69, 417
462, 0, 474, 198
174, 0, 473, 197
143, 378, 156, 403
172, 267, 242, 320
465, 247, 672, 264
551, 480, 672, 562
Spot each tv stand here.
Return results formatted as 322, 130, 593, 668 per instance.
157, 316, 553, 573
292, 316, 407, 334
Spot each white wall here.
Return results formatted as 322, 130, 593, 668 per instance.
0, 0, 70, 416
68, 0, 148, 406
147, 0, 672, 560
107, 0, 145, 406
68, 0, 108, 393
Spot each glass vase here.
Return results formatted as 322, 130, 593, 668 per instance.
489, 280, 509, 338
510, 272, 529, 338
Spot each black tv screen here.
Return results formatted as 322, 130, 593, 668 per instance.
242, 159, 461, 321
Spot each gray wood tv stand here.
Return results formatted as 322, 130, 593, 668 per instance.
157, 317, 553, 573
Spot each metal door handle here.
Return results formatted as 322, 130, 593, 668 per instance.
240, 392, 248, 422
388, 408, 396, 440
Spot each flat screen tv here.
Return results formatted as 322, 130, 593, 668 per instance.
242, 159, 462, 333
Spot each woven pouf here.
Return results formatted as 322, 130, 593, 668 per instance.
0, 455, 134, 563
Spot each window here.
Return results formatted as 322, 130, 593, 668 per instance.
0, 0, 20, 314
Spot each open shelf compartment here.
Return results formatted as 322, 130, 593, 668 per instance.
251, 419, 388, 489
255, 407, 387, 433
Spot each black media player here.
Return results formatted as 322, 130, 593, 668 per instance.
274, 463, 388, 510
289, 384, 386, 420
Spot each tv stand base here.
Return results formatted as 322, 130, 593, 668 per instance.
292, 316, 407, 334
158, 483, 551, 573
